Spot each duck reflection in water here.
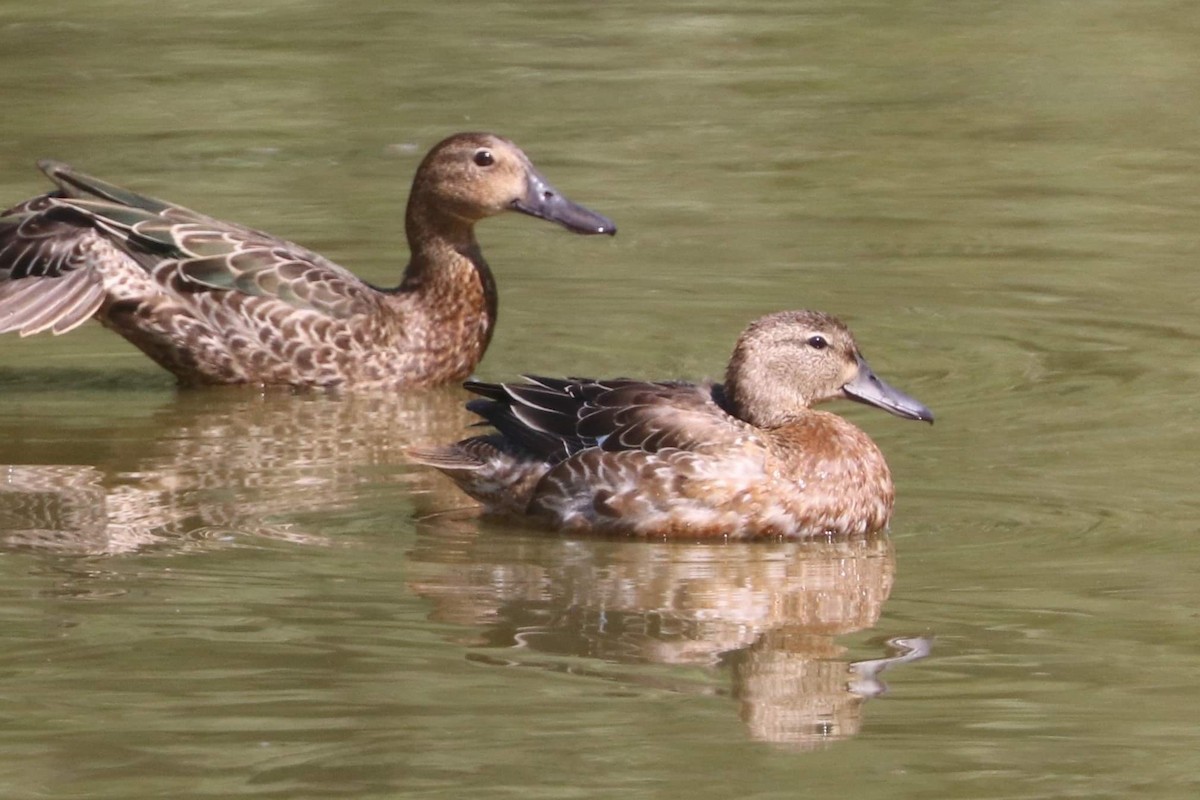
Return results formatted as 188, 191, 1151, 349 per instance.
407, 517, 931, 749
0, 387, 475, 554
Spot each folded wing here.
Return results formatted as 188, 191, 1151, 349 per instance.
464, 375, 756, 463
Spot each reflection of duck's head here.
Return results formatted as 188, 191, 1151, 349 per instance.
732, 632, 933, 750
407, 132, 616, 236
408, 529, 917, 747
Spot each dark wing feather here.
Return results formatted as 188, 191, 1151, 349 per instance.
463, 375, 750, 464
0, 200, 108, 334
465, 393, 574, 460
0, 201, 98, 280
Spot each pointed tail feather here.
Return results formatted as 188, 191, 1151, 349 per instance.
406, 437, 550, 516
38, 160, 173, 213
406, 444, 487, 471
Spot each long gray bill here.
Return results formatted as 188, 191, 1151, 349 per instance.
512, 168, 616, 235
843, 353, 934, 423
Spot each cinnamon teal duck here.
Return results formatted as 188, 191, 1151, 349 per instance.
410, 310, 933, 539
0, 133, 615, 388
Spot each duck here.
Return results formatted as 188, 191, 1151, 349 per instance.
409, 309, 933, 539
0, 132, 615, 389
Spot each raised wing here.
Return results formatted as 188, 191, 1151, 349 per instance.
464, 375, 756, 464
2, 161, 382, 322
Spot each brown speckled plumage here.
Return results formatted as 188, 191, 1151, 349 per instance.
410, 310, 934, 539
0, 133, 615, 389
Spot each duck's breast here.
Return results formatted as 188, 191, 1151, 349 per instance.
765, 413, 895, 536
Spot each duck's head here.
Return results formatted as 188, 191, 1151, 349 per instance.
408, 132, 616, 235
724, 309, 934, 428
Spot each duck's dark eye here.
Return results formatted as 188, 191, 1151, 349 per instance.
473, 150, 495, 167
807, 335, 829, 350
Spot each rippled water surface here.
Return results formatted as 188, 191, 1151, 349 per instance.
2, 1, 1199, 797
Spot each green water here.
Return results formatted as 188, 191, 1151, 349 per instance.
2, 1, 1199, 797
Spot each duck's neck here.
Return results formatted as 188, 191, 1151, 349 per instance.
392, 206, 498, 385
723, 369, 811, 429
